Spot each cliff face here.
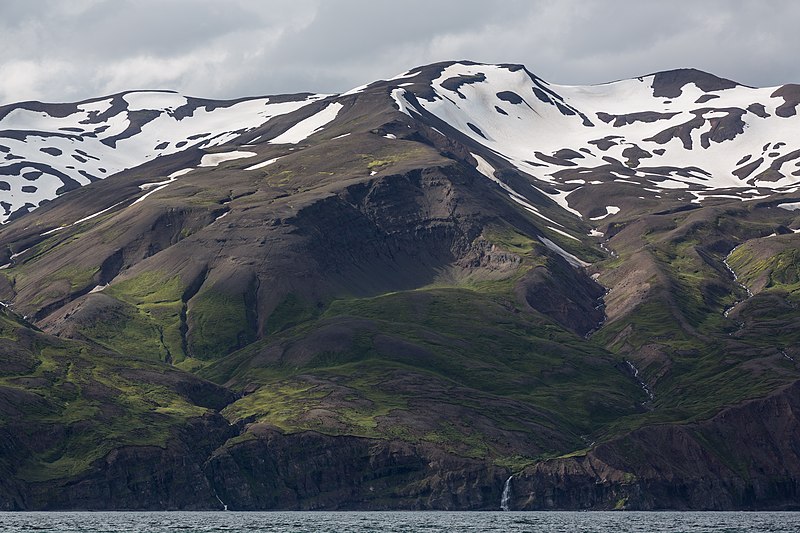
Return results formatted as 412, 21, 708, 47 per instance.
205, 429, 508, 510
17, 414, 235, 511
10, 378, 800, 512
508, 380, 800, 511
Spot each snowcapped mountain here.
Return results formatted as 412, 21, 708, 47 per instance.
3, 61, 800, 511
0, 91, 327, 222
2, 61, 800, 226
386, 62, 800, 219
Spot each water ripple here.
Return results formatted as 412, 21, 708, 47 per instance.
0, 511, 798, 533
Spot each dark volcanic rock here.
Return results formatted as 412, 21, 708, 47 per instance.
747, 102, 770, 118
596, 111, 679, 127
440, 73, 487, 99
772, 84, 800, 118
496, 91, 524, 105
651, 69, 739, 98
206, 429, 508, 510
508, 380, 800, 510
517, 258, 606, 337
21, 413, 236, 511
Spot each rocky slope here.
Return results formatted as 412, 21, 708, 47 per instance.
0, 61, 799, 510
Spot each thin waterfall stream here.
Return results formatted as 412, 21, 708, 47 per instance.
500, 475, 513, 511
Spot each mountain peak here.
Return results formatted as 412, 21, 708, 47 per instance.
648, 67, 741, 98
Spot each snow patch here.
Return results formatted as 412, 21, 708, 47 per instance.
589, 206, 620, 221
168, 168, 194, 179
0, 92, 324, 222
140, 177, 177, 190
245, 157, 280, 171
389, 69, 422, 81
471, 153, 562, 224
73, 201, 125, 225
547, 226, 580, 241
268, 102, 344, 144
40, 226, 67, 236
340, 83, 371, 97
391, 89, 420, 116
10, 247, 31, 260
133, 181, 174, 205
539, 236, 590, 268
656, 179, 690, 189
531, 185, 582, 218
199, 150, 257, 167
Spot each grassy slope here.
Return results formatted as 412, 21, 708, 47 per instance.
0, 307, 219, 483
1, 92, 799, 487
591, 202, 800, 436
10, 197, 799, 481
200, 284, 642, 465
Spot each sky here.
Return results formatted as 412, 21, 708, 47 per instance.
1, 0, 799, 105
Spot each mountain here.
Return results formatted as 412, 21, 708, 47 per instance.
0, 61, 799, 510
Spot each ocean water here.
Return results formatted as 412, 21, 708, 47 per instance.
0, 511, 798, 533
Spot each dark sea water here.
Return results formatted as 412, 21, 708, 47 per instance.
0, 511, 798, 533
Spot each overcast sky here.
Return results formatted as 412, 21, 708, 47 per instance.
1, 0, 798, 105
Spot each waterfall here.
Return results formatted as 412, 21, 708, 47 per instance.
722, 245, 753, 317
214, 492, 228, 511
500, 475, 513, 511
625, 360, 654, 401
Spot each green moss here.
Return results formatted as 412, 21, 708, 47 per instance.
222, 381, 330, 431
422, 422, 490, 459
483, 226, 540, 260
105, 271, 184, 305
97, 272, 187, 362
266, 294, 319, 335
7, 334, 212, 483
203, 282, 644, 461
266, 170, 294, 187
730, 245, 800, 294
367, 157, 400, 170
52, 264, 99, 291
493, 455, 537, 471
556, 448, 590, 459
360, 147, 428, 173
188, 289, 255, 360
63, 301, 168, 361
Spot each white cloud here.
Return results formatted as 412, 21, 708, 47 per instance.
0, 60, 73, 103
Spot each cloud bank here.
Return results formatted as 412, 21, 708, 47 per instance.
1, 0, 798, 104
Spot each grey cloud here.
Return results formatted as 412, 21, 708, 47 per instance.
1, 0, 799, 105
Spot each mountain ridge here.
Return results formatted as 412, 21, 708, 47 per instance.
3, 61, 800, 225
0, 60, 799, 510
